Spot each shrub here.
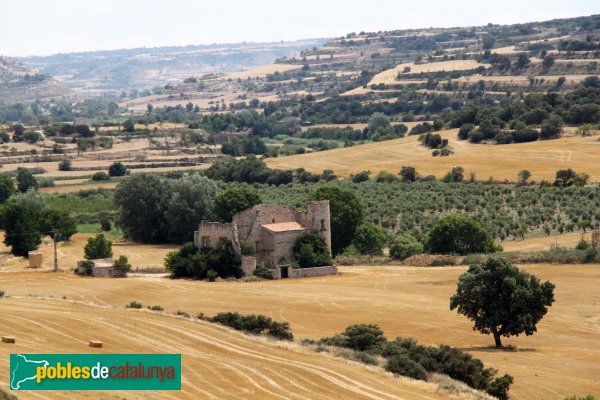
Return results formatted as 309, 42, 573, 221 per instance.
114, 255, 132, 276
207, 269, 218, 282
92, 172, 110, 181
389, 234, 423, 260
386, 354, 428, 381
164, 241, 243, 280
175, 310, 191, 318
575, 239, 589, 250
292, 231, 332, 268
99, 213, 112, 231
58, 159, 72, 171
108, 161, 127, 177
240, 241, 256, 256
84, 234, 113, 260
126, 301, 143, 309
487, 374, 514, 400
254, 266, 273, 279
208, 312, 293, 340
0, 290, 4, 298
149, 305, 164, 312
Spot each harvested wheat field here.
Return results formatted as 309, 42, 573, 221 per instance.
0, 264, 598, 399
266, 129, 600, 181
0, 233, 177, 273
0, 297, 461, 400
502, 232, 591, 252
368, 60, 491, 86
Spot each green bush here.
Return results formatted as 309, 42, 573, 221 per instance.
253, 266, 273, 279
240, 241, 256, 256
126, 301, 143, 309
351, 223, 387, 255
389, 234, 423, 260
114, 255, 131, 276
386, 354, 428, 381
0, 290, 4, 298
208, 312, 293, 340
92, 172, 110, 181
164, 241, 243, 280
487, 374, 514, 400
108, 162, 127, 177
207, 270, 218, 282
149, 305, 164, 311
575, 239, 589, 250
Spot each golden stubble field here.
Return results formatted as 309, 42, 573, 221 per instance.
266, 128, 600, 181
0, 263, 598, 399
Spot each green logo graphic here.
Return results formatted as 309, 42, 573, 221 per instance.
10, 354, 181, 391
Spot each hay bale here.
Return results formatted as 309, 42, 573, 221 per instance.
89, 340, 103, 348
2, 336, 15, 344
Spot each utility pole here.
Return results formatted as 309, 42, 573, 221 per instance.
53, 232, 60, 272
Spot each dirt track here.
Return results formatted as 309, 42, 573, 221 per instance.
0, 264, 598, 399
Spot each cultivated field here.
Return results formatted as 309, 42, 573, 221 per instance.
266, 128, 600, 181
0, 298, 463, 400
0, 264, 598, 399
368, 60, 491, 86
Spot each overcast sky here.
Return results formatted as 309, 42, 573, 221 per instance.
2, 0, 599, 57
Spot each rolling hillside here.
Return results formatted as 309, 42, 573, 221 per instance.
265, 128, 600, 182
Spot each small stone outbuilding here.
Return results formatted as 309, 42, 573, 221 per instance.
75, 258, 125, 278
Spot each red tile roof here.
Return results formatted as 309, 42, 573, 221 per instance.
261, 222, 306, 233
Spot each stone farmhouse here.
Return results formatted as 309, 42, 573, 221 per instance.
194, 201, 337, 279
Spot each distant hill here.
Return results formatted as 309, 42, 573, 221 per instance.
0, 56, 76, 103
21, 39, 327, 93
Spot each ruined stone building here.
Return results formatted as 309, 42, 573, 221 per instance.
194, 201, 333, 278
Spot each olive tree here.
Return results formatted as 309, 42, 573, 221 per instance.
450, 258, 555, 347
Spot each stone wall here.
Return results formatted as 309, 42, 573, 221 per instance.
194, 221, 241, 253
273, 265, 338, 279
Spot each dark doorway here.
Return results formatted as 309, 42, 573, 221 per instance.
280, 267, 289, 279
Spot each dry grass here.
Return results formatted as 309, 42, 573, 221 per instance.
0, 264, 597, 399
265, 128, 600, 181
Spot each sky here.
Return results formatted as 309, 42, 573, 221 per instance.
1, 0, 600, 57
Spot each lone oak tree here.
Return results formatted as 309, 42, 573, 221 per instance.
450, 258, 555, 347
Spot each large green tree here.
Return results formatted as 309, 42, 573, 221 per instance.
309, 185, 364, 255
2, 191, 45, 256
16, 167, 38, 193
114, 174, 172, 243
41, 209, 78, 241
450, 258, 555, 347
165, 174, 218, 243
426, 214, 496, 255
0, 174, 15, 203
214, 187, 262, 223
